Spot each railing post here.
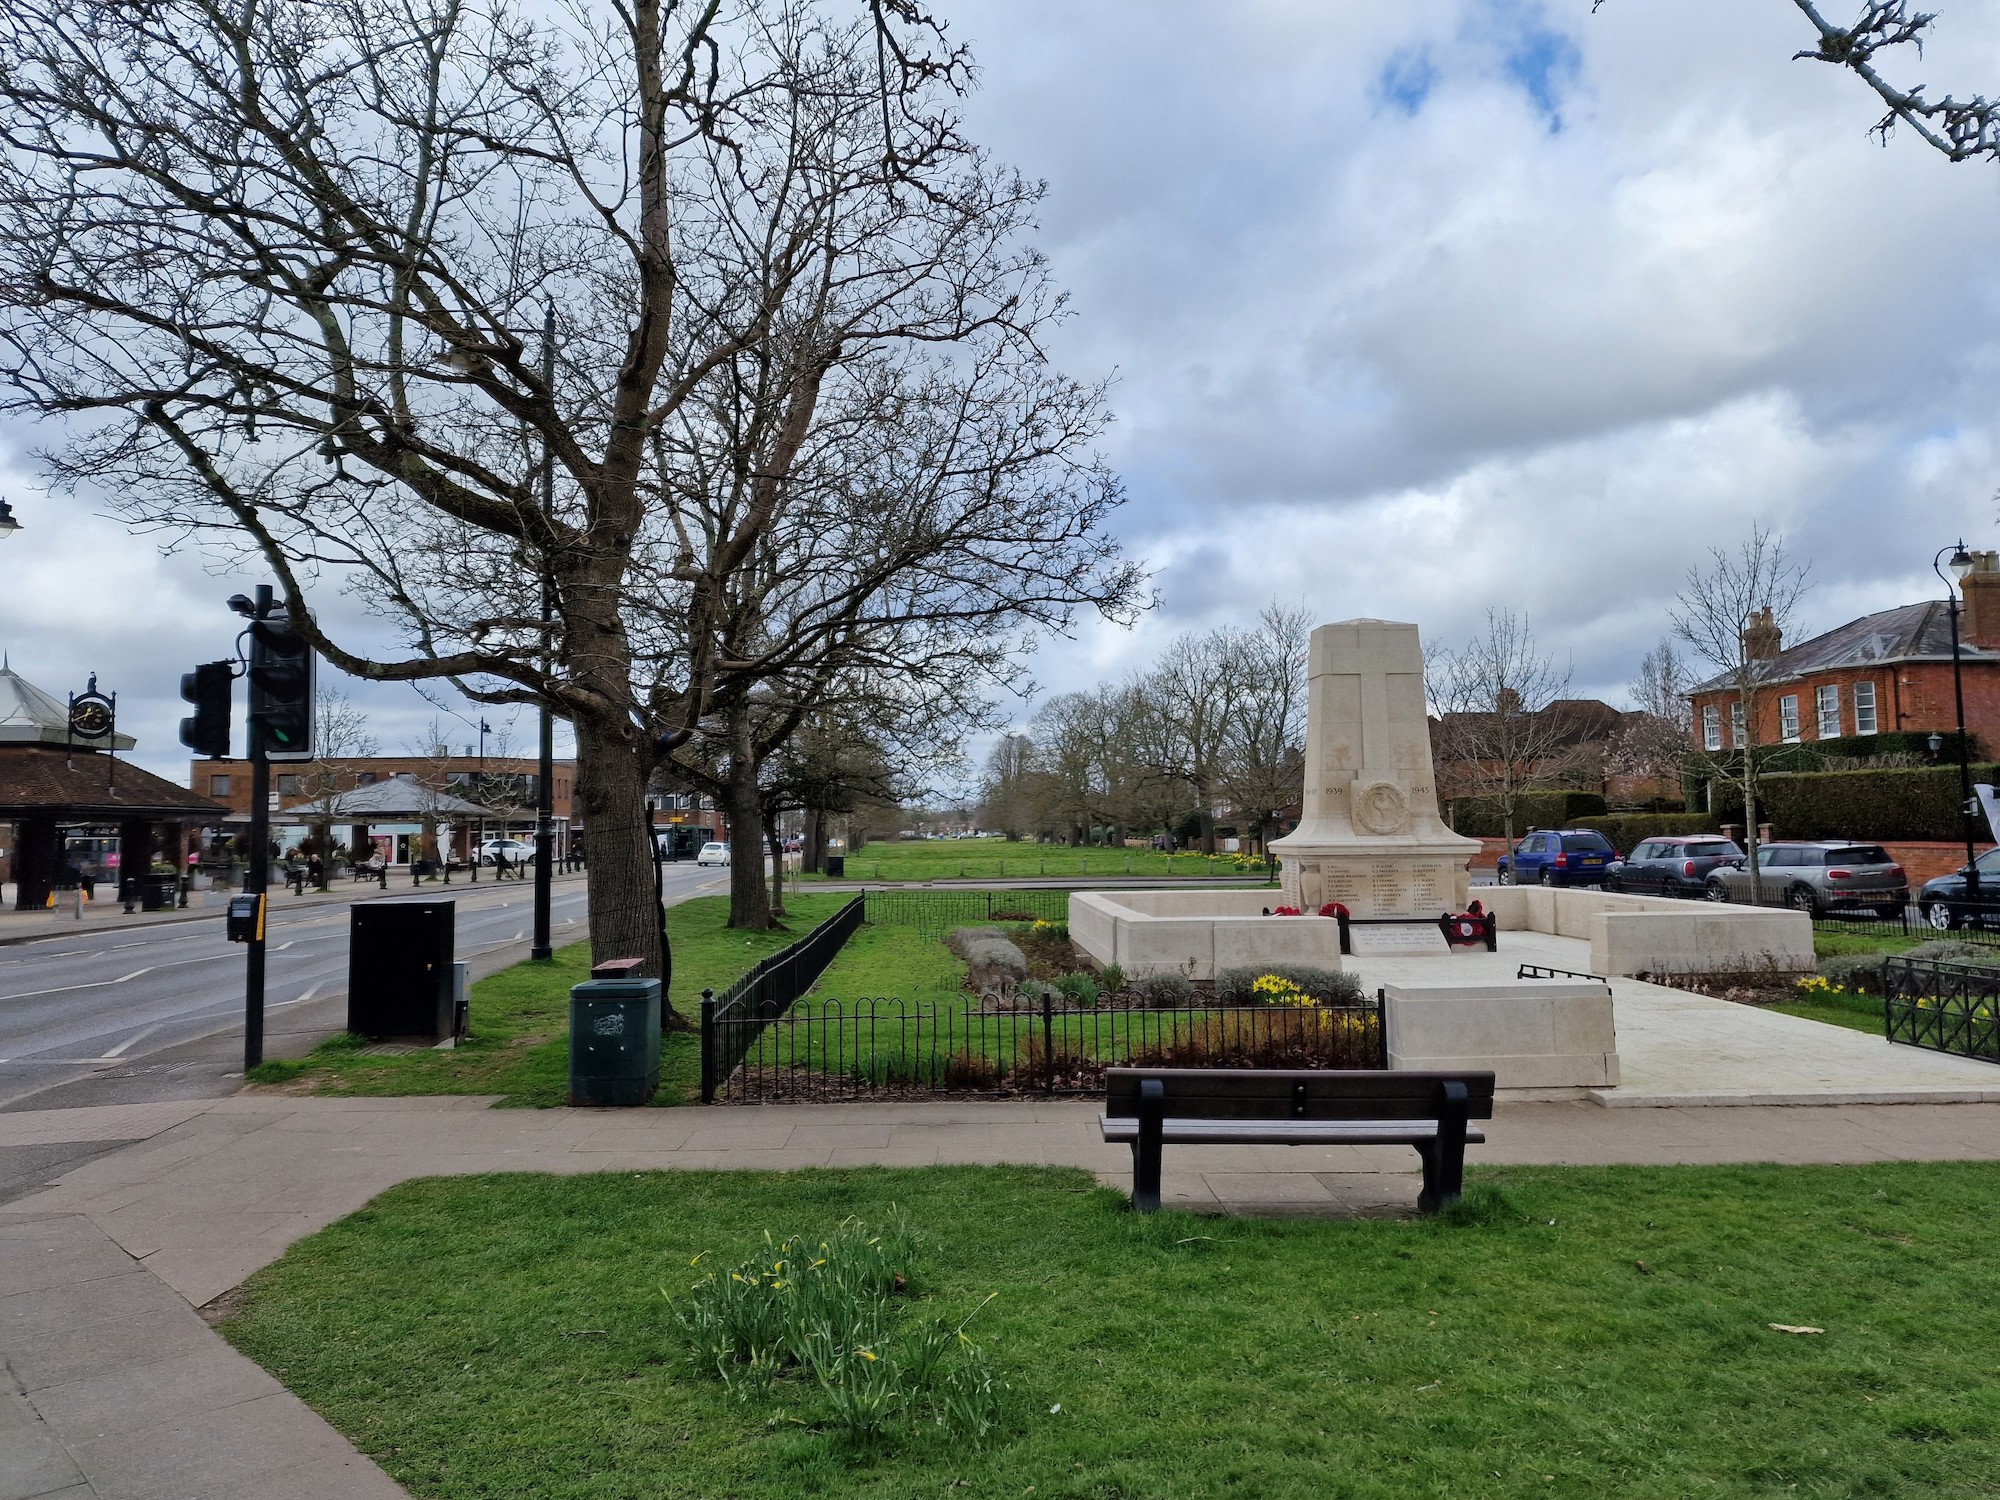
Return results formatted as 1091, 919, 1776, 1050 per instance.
700, 987, 717, 1103
1042, 987, 1056, 1095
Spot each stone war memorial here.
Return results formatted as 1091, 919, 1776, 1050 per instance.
1266, 618, 1481, 922
1073, 615, 1820, 1099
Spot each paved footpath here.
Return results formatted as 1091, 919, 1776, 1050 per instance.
6, 1092, 2000, 1497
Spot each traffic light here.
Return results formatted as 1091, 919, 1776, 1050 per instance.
178, 660, 234, 758
248, 618, 315, 759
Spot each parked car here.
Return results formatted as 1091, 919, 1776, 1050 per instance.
476, 836, 535, 866
1495, 829, 1617, 887
1703, 841, 1907, 917
1916, 849, 2000, 930
696, 841, 731, 866
1602, 835, 1745, 898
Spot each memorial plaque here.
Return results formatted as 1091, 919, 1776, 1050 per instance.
1346, 924, 1448, 956
1369, 861, 1411, 915
1409, 865, 1443, 911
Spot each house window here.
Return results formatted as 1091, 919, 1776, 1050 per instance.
1854, 682, 1878, 735
1730, 702, 1746, 748
1815, 684, 1839, 739
1779, 695, 1800, 742
1702, 705, 1721, 751
276, 774, 300, 797
208, 774, 231, 796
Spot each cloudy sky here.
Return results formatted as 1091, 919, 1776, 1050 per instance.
4, 0, 2000, 785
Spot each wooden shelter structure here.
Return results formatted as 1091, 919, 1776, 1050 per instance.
0, 663, 227, 910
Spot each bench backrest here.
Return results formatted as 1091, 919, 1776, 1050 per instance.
1104, 1067, 1496, 1122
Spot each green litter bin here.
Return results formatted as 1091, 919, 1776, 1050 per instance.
568, 977, 661, 1106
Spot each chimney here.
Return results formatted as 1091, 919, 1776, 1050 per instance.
1959, 551, 2000, 650
1742, 606, 1782, 661
1495, 687, 1522, 714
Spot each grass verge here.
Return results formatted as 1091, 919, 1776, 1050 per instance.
244, 892, 852, 1105
220, 1161, 2000, 1499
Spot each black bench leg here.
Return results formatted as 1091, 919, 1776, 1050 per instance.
1132, 1078, 1164, 1213
1417, 1081, 1471, 1215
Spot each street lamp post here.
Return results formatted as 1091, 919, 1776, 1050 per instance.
0, 496, 21, 538
1935, 541, 1979, 905
531, 303, 556, 961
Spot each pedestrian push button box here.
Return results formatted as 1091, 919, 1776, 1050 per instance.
225, 893, 264, 944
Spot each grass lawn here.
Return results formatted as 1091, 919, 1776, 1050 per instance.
1768, 990, 1885, 1035
245, 892, 852, 1106
220, 1161, 2000, 1499
1813, 929, 1935, 960
808, 840, 1273, 882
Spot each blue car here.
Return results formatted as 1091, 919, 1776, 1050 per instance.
1496, 829, 1617, 887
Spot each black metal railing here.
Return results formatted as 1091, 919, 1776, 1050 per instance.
700, 896, 866, 1100
1517, 963, 1604, 982
708, 991, 1386, 1102
858, 888, 1070, 939
1811, 907, 2000, 947
1883, 956, 2000, 1064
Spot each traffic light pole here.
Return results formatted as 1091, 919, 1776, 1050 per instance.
243, 583, 274, 1072
245, 728, 269, 1072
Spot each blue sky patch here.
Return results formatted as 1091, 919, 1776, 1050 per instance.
1493, 3, 1583, 131
1376, 46, 1438, 116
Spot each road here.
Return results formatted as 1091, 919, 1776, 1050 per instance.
0, 864, 724, 1112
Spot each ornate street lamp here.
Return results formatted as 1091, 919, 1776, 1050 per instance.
0, 496, 20, 538
1935, 540, 1979, 905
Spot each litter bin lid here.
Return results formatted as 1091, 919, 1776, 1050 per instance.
570, 977, 662, 1000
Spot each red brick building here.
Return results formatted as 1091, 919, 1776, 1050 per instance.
1686, 553, 2000, 758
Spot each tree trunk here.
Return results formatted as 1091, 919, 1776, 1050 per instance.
765, 815, 787, 919
574, 715, 670, 992
1742, 752, 1762, 906
804, 809, 825, 874
724, 719, 772, 929
1198, 807, 1216, 856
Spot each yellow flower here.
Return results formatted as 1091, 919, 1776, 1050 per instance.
857, 1349, 878, 1362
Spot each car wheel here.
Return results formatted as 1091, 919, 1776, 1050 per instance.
1925, 901, 1960, 932
1603, 874, 1622, 893
1539, 869, 1556, 888
1787, 885, 1821, 918
1497, 866, 1513, 886
1703, 881, 1728, 903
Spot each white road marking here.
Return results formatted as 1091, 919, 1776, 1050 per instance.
513, 930, 525, 941
275, 941, 296, 951
100, 1022, 164, 1058
0, 967, 154, 1002
295, 980, 325, 1003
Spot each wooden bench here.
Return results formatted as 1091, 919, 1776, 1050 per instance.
1101, 1067, 1497, 1215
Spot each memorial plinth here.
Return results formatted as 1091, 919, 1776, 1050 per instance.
1267, 619, 1480, 917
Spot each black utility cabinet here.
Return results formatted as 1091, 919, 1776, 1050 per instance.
348, 901, 456, 1040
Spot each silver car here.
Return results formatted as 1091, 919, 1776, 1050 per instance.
1703, 841, 1907, 917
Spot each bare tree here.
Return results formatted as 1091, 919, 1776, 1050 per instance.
0, 0, 1137, 991
1139, 630, 1249, 855
1222, 603, 1311, 854
1430, 610, 1578, 854
1670, 526, 1813, 903
979, 734, 1039, 840
1593, 3, 2000, 163
297, 686, 380, 888
1610, 639, 1692, 805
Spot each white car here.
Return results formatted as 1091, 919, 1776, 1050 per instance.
696, 841, 731, 866
476, 837, 535, 866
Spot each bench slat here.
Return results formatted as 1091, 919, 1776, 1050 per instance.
1101, 1116, 1486, 1147
1103, 1067, 1496, 1122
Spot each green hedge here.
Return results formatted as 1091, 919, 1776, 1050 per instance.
1572, 812, 1723, 854
1758, 763, 2000, 842
1447, 791, 1608, 838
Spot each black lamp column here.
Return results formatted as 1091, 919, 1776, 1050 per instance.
532, 302, 556, 961
1936, 541, 1979, 904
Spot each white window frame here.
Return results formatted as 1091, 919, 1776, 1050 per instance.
1779, 694, 1800, 742
1730, 701, 1746, 748
1701, 704, 1721, 752
1815, 684, 1839, 739
1854, 681, 1878, 736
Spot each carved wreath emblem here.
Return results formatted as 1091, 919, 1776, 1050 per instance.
1351, 776, 1410, 835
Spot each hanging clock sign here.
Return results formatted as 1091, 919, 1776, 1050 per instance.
68, 675, 117, 740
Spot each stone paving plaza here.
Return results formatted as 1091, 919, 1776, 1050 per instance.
6, 926, 2000, 1497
